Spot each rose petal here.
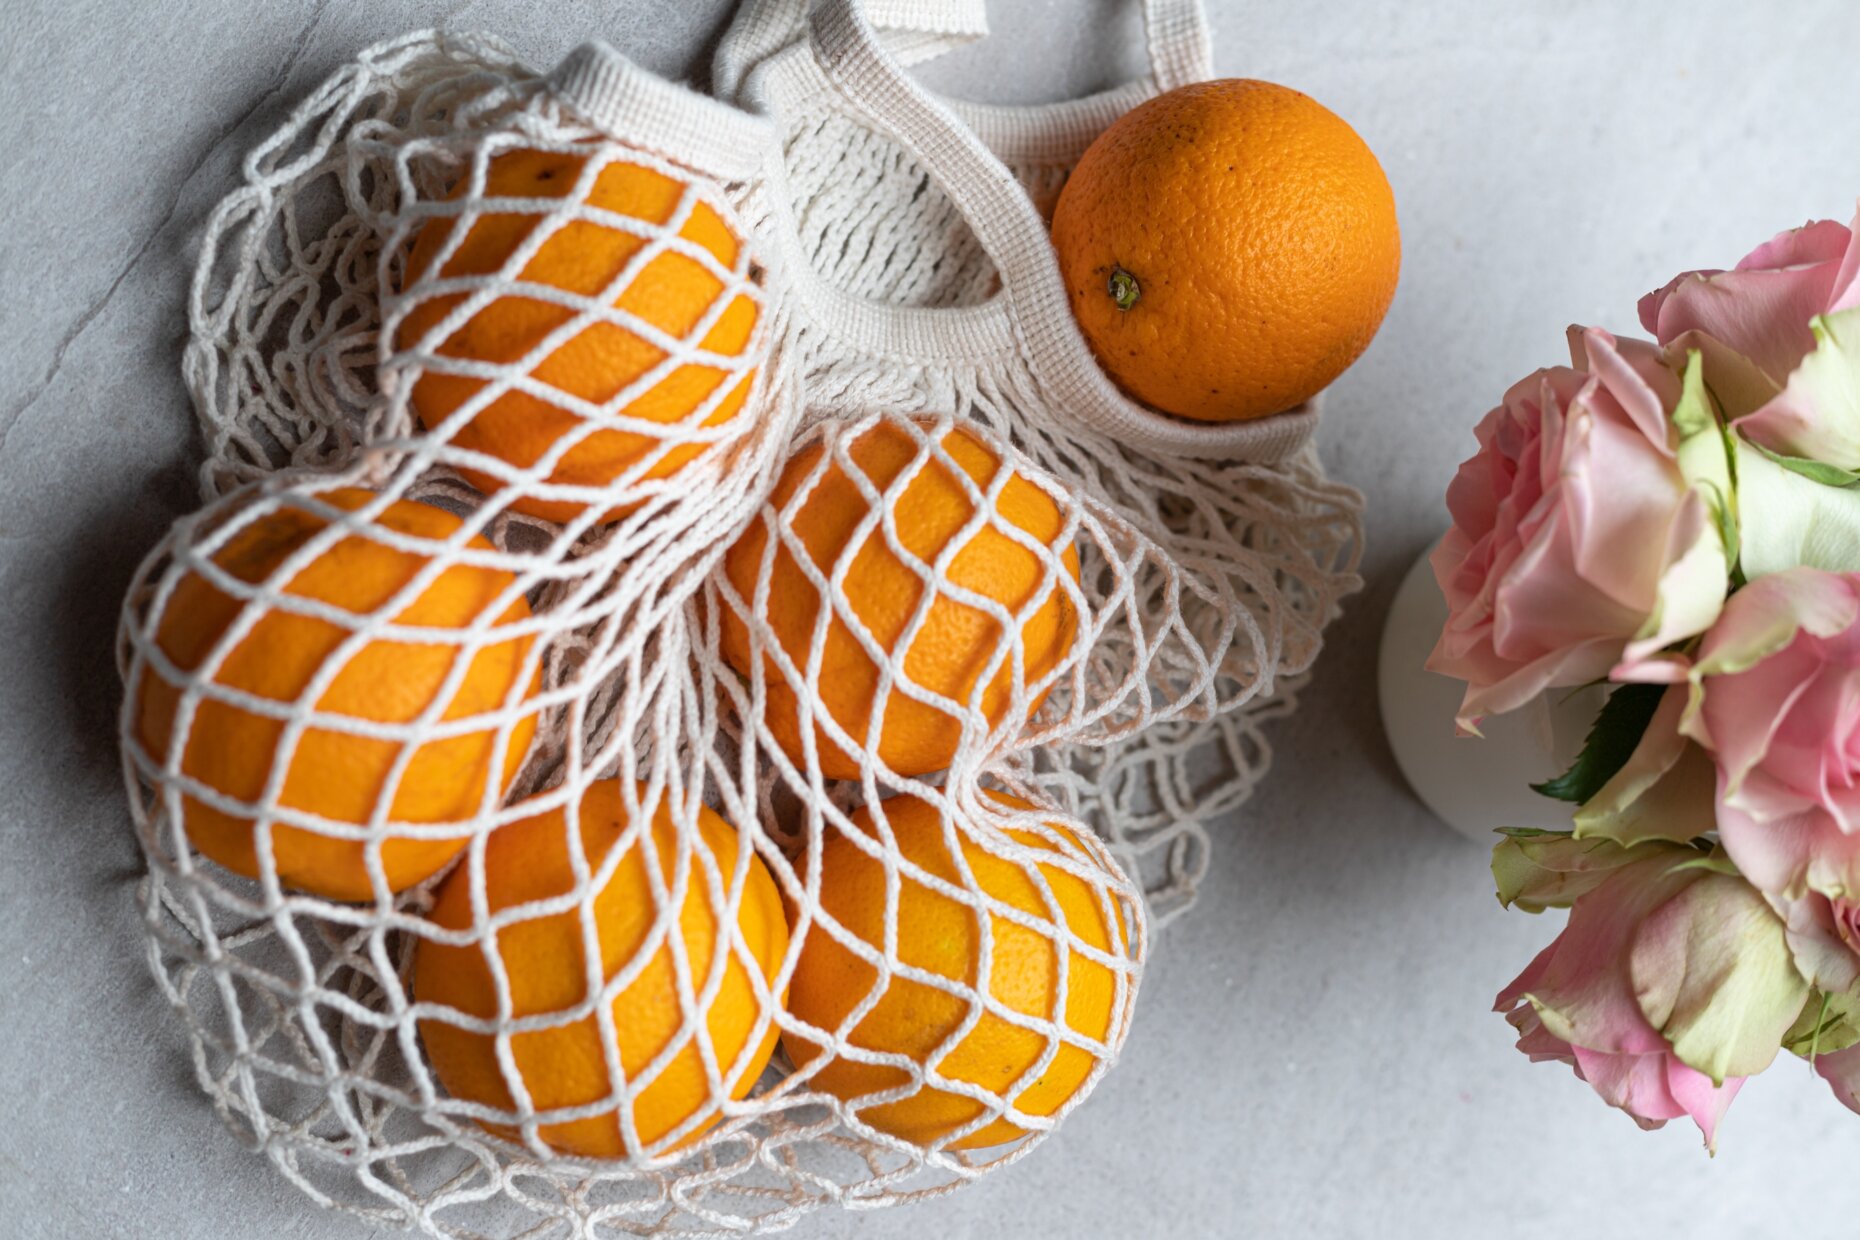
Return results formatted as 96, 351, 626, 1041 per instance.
1627, 871, 1806, 1083
1736, 218, 1853, 273
1562, 416, 1697, 613
1695, 569, 1860, 679
1648, 266, 1840, 385
1768, 888, 1860, 994
1736, 308, 1860, 470
1660, 329, 1784, 422
1496, 938, 1560, 1013
1572, 326, 1683, 452
1494, 831, 1680, 912
1715, 780, 1860, 900
1662, 1060, 1744, 1150
1622, 491, 1729, 666
1572, 1046, 1688, 1127
1447, 636, 1623, 731
1734, 430, 1860, 578
1517, 855, 1701, 1056
1513, 1011, 1576, 1063
1832, 205, 1860, 313
1640, 270, 1719, 341
1813, 1040, 1860, 1113
1699, 641, 1826, 796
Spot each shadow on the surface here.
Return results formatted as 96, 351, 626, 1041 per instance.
48, 457, 197, 837
1203, 529, 1470, 930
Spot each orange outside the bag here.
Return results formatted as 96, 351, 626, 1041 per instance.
414, 780, 789, 1158
135, 488, 539, 902
1052, 78, 1400, 422
719, 421, 1081, 780
782, 792, 1133, 1149
397, 148, 762, 524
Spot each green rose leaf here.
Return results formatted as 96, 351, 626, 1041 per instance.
1753, 442, 1860, 489
1532, 683, 1666, 805
1574, 685, 1716, 848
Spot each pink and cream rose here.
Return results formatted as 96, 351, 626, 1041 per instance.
1640, 208, 1860, 468
1495, 841, 1806, 1148
1428, 327, 1727, 728
1684, 568, 1860, 989
1640, 210, 1859, 392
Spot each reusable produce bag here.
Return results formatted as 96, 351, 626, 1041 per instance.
117, 1, 1363, 1232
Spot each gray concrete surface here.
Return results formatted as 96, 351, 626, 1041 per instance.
3, 1, 1858, 1237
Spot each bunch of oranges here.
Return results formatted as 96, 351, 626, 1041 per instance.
132, 71, 1395, 1160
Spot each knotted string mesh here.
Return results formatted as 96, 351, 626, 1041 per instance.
116, 17, 1362, 1237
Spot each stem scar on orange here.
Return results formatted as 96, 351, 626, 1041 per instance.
413, 779, 789, 1158
395, 148, 764, 525
718, 420, 1081, 781
1051, 79, 1400, 422
134, 488, 540, 902
781, 791, 1137, 1149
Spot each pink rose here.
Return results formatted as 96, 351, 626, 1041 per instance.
1640, 208, 1860, 466
1684, 568, 1860, 987
1429, 327, 1727, 728
1495, 844, 1806, 1148
1639, 210, 1859, 392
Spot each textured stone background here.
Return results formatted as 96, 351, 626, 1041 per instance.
3, 2, 1857, 1236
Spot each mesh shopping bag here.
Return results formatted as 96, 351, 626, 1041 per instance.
116, 2, 1363, 1234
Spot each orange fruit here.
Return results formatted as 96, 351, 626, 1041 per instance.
135, 488, 539, 902
782, 792, 1135, 1149
413, 780, 789, 1158
719, 421, 1080, 780
396, 148, 762, 524
1051, 79, 1400, 422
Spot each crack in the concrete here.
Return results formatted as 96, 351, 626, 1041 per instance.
0, 0, 336, 460
0, 229, 162, 459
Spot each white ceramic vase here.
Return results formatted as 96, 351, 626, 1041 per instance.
1376, 542, 1598, 843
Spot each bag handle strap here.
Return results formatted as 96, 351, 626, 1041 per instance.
549, 42, 776, 184
714, 0, 990, 102
717, 0, 1211, 106
1141, 0, 1215, 91
806, 0, 1318, 463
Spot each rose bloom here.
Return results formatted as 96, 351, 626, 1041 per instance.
1640, 209, 1858, 397
1640, 208, 1860, 465
1429, 327, 1724, 729
1496, 847, 1802, 1148
1686, 568, 1860, 990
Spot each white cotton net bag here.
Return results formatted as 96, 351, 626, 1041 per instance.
712, 0, 1364, 918
113, 1, 1363, 1234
